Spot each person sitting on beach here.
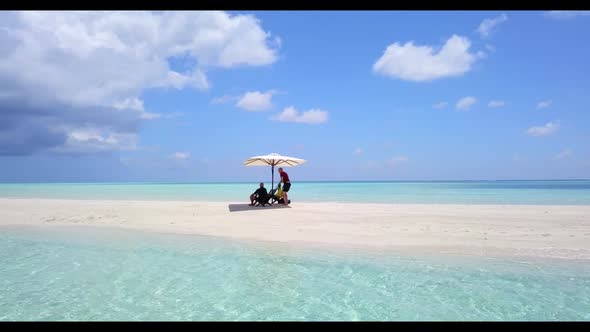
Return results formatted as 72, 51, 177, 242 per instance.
249, 182, 268, 206
278, 167, 291, 205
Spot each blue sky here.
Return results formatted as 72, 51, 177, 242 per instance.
0, 11, 589, 182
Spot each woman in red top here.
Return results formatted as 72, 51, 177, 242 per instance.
278, 167, 291, 205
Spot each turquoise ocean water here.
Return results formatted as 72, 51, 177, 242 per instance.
1, 180, 590, 204
1, 226, 589, 321
1, 181, 589, 320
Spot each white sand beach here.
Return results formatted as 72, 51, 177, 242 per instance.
1, 198, 589, 260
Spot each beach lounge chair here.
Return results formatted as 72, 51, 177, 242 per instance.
254, 188, 277, 207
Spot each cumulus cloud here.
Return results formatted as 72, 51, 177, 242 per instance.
537, 100, 552, 109
476, 14, 508, 38
0, 98, 145, 155
433, 101, 448, 109
526, 122, 560, 136
456, 96, 477, 111
372, 35, 480, 82
0, 119, 66, 156
488, 100, 506, 108
272, 106, 328, 124
54, 129, 139, 154
554, 148, 573, 160
236, 90, 275, 111
544, 11, 590, 19
113, 97, 162, 119
113, 98, 145, 112
0, 11, 279, 155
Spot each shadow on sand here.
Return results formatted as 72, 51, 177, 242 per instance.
228, 203, 292, 212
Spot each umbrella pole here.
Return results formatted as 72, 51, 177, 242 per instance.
271, 165, 274, 191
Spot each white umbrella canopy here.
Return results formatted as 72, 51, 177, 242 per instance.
243, 153, 306, 190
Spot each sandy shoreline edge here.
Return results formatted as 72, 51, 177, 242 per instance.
1, 198, 589, 261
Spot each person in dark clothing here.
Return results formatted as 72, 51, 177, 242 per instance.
249, 182, 268, 206
278, 167, 291, 205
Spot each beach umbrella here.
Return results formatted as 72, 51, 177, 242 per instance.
243, 153, 306, 190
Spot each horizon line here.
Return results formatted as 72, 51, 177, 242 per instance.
1, 179, 589, 185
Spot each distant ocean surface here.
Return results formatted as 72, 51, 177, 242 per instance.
1, 180, 590, 205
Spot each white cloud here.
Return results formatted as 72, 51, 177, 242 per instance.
353, 148, 364, 155
526, 122, 560, 137
113, 97, 162, 119
488, 100, 506, 108
272, 106, 328, 124
54, 128, 138, 154
554, 148, 573, 160
372, 35, 480, 82
386, 156, 409, 167
0, 11, 278, 109
485, 44, 496, 52
113, 98, 145, 112
477, 14, 508, 38
544, 11, 590, 19
433, 101, 448, 109
236, 90, 275, 111
170, 152, 191, 160
0, 11, 280, 155
537, 100, 552, 109
158, 69, 209, 91
456, 96, 477, 111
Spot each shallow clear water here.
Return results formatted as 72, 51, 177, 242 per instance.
0, 226, 589, 321
1, 180, 590, 205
